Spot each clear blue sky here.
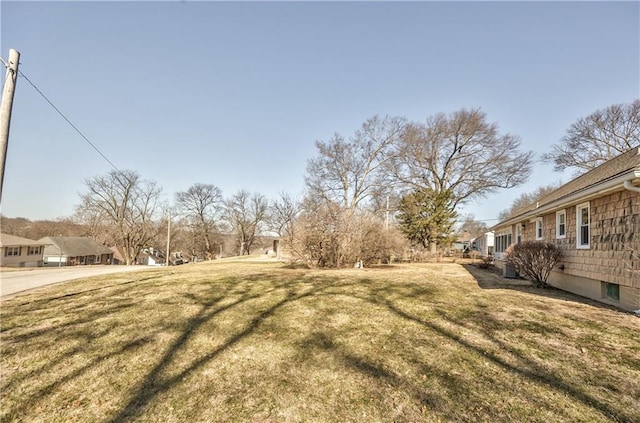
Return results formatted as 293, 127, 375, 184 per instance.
1, 1, 638, 224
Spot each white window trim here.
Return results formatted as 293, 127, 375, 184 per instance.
94, 254, 101, 264
494, 229, 513, 258
576, 202, 590, 249
556, 210, 566, 239
535, 218, 543, 240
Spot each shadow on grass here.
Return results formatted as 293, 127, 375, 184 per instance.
461, 263, 625, 313
0, 274, 177, 402
107, 276, 340, 423
381, 299, 632, 422
1, 263, 637, 422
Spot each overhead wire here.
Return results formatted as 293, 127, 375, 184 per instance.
17, 69, 122, 174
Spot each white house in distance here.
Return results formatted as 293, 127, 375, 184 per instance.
0, 233, 47, 267
473, 232, 494, 257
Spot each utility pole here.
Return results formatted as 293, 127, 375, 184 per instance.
385, 195, 390, 230
0, 49, 20, 203
166, 213, 171, 267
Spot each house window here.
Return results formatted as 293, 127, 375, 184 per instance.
556, 210, 566, 239
535, 218, 543, 240
94, 255, 101, 264
28, 246, 41, 255
576, 202, 590, 249
495, 232, 512, 253
602, 282, 620, 302
5, 247, 20, 256
515, 225, 522, 244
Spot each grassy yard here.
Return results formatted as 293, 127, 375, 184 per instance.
1, 260, 639, 422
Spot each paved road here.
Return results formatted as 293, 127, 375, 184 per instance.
0, 266, 153, 297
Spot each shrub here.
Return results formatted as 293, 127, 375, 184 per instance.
286, 201, 408, 268
505, 241, 563, 287
477, 255, 494, 269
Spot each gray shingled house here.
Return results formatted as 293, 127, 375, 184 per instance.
491, 147, 640, 311
39, 236, 114, 267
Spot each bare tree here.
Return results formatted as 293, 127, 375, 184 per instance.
269, 192, 300, 259
288, 197, 342, 268
302, 116, 407, 267
224, 190, 268, 255
73, 207, 115, 246
456, 214, 489, 239
76, 170, 163, 265
390, 108, 534, 208
542, 100, 640, 175
305, 115, 405, 211
497, 182, 562, 221
269, 192, 299, 237
175, 183, 223, 260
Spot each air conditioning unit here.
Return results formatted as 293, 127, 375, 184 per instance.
503, 263, 518, 279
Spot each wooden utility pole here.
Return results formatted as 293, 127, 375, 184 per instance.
385, 195, 390, 230
0, 49, 20, 203
166, 213, 171, 267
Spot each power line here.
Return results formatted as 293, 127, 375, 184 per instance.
17, 69, 122, 173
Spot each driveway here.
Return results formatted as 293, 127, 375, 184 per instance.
0, 265, 153, 297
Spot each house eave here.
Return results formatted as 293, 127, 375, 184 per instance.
492, 169, 640, 230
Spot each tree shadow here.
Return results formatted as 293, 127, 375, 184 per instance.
360, 287, 635, 422
461, 263, 625, 313
1, 265, 637, 422
107, 275, 340, 423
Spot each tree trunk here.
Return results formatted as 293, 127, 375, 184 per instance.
204, 234, 212, 260
200, 216, 213, 260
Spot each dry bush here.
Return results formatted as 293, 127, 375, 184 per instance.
285, 202, 408, 268
477, 255, 495, 269
505, 241, 563, 287
350, 215, 408, 266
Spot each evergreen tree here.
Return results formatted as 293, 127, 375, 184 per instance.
398, 188, 457, 253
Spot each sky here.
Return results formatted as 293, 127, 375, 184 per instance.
0, 0, 638, 225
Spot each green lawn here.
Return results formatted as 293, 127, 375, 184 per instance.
1, 260, 639, 422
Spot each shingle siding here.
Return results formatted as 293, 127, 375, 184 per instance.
491, 148, 640, 311
529, 190, 639, 288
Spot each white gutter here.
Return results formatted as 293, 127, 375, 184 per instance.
623, 179, 640, 193
493, 171, 640, 230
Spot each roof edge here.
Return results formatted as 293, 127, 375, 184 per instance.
492, 170, 639, 229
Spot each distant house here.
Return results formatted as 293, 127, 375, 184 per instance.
136, 248, 165, 266
452, 232, 472, 252
181, 250, 195, 263
39, 237, 114, 266
0, 234, 47, 267
168, 251, 185, 266
491, 147, 640, 311
473, 232, 495, 257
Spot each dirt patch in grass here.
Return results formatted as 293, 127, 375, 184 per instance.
1, 261, 639, 422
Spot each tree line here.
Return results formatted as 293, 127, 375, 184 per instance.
4, 100, 638, 267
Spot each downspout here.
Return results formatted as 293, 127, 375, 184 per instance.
623, 179, 640, 193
